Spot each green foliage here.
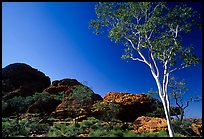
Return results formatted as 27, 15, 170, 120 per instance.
32, 92, 49, 101
4, 91, 63, 115
28, 122, 49, 134
6, 96, 34, 113
93, 101, 120, 121
90, 2, 201, 70
48, 123, 84, 137
2, 101, 8, 112
81, 117, 100, 126
50, 91, 64, 101
88, 127, 124, 137
2, 118, 49, 137
146, 107, 165, 118
68, 85, 93, 101
172, 119, 195, 136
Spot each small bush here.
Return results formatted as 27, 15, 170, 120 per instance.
146, 107, 165, 118
172, 119, 195, 136
48, 123, 84, 137
93, 101, 120, 121
2, 118, 49, 137
2, 118, 29, 137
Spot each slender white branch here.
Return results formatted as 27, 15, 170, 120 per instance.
125, 37, 137, 50
169, 65, 187, 73
130, 56, 145, 63
125, 37, 151, 67
175, 25, 179, 38
150, 51, 159, 77
148, 30, 154, 40
145, 33, 160, 77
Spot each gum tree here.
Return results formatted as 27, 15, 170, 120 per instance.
168, 76, 202, 124
89, 2, 201, 137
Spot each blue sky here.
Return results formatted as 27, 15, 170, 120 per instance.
2, 2, 202, 118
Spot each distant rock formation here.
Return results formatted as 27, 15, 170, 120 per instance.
2, 63, 51, 100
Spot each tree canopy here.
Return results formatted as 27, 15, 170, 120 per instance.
90, 2, 201, 72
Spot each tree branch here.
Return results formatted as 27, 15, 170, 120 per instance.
169, 65, 187, 73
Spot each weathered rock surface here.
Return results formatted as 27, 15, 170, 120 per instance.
103, 92, 153, 104
102, 92, 156, 122
44, 79, 103, 118
133, 116, 167, 133
44, 79, 81, 94
191, 123, 202, 136
2, 63, 51, 100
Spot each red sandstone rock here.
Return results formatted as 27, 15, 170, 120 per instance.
102, 92, 156, 122
133, 116, 167, 133
191, 123, 202, 136
45, 79, 103, 118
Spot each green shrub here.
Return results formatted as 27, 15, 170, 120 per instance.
80, 117, 100, 129
2, 101, 8, 112
48, 123, 84, 137
6, 96, 33, 113
2, 118, 29, 137
123, 131, 139, 137
88, 128, 110, 137
2, 118, 49, 137
88, 124, 138, 137
93, 101, 120, 121
28, 122, 49, 134
68, 85, 93, 102
146, 107, 165, 118
172, 119, 195, 136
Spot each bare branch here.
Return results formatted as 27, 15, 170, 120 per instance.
169, 65, 187, 73
130, 56, 145, 63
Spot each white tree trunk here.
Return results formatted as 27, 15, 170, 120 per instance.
161, 97, 175, 137
153, 75, 175, 137
127, 38, 175, 137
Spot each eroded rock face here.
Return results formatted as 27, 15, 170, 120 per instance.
133, 116, 167, 133
2, 63, 51, 100
191, 123, 202, 136
103, 92, 153, 104
44, 79, 81, 94
44, 79, 103, 118
102, 92, 156, 122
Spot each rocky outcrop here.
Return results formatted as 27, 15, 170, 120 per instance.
44, 79, 81, 94
103, 92, 153, 104
44, 79, 103, 118
191, 123, 202, 136
101, 92, 156, 122
133, 116, 167, 133
2, 63, 51, 100
92, 92, 181, 122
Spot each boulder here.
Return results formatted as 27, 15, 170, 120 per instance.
133, 116, 167, 133
102, 92, 156, 122
2, 63, 51, 100
191, 123, 202, 136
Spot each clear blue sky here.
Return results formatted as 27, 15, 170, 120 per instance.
2, 2, 202, 118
